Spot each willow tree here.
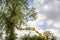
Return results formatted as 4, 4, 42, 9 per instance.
0, 0, 37, 40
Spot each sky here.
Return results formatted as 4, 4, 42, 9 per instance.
28, 0, 34, 8
16, 0, 60, 40
28, 0, 60, 40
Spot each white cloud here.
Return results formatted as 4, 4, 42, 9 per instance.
33, 0, 60, 40
34, 0, 60, 21
34, 0, 60, 28
15, 0, 60, 40
34, 0, 45, 4
27, 13, 47, 27
15, 29, 37, 37
47, 20, 54, 25
53, 22, 60, 29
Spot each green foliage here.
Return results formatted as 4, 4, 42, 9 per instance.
21, 34, 42, 40
0, 0, 37, 40
21, 31, 57, 40
43, 31, 57, 40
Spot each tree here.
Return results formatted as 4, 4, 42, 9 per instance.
16, 27, 46, 40
0, 31, 3, 40
43, 31, 57, 40
0, 0, 37, 40
16, 27, 57, 40
21, 34, 44, 40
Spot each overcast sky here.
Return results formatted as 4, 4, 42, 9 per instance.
16, 0, 60, 40
28, 0, 60, 40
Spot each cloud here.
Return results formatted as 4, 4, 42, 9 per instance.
15, 0, 60, 40
34, 0, 60, 21
34, 0, 60, 28
27, 14, 47, 29
32, 0, 60, 40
